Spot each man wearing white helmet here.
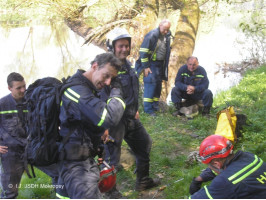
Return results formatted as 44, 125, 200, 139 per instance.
100, 27, 161, 198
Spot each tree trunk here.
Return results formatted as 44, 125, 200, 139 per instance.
161, 0, 200, 102
62, 0, 200, 103
64, 17, 92, 38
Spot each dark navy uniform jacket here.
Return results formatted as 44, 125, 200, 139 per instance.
59, 70, 126, 152
100, 60, 139, 119
175, 65, 209, 93
191, 151, 266, 199
135, 27, 171, 81
0, 94, 27, 153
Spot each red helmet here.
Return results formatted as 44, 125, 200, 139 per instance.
199, 135, 233, 164
98, 165, 117, 193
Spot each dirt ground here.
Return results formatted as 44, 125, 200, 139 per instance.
118, 147, 165, 199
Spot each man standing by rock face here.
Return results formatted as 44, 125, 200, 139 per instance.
135, 19, 172, 116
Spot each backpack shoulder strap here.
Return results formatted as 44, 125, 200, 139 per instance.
57, 78, 87, 159
59, 78, 85, 97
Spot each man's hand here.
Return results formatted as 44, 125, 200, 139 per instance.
135, 111, 140, 120
0, 146, 8, 154
189, 177, 202, 195
144, 68, 152, 77
110, 77, 122, 90
101, 129, 109, 144
187, 85, 195, 94
189, 168, 216, 195
200, 167, 216, 182
110, 77, 124, 98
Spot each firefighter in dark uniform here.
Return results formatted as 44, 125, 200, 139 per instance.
0, 72, 27, 199
100, 27, 160, 197
0, 73, 62, 199
190, 135, 266, 199
57, 53, 126, 199
135, 19, 172, 116
171, 56, 213, 116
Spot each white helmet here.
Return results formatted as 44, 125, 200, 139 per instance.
106, 27, 131, 53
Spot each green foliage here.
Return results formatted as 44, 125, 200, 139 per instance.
0, 0, 137, 29
17, 168, 55, 199
119, 65, 266, 198
214, 65, 266, 153
0, 0, 89, 28
0, 0, 49, 27
238, 0, 265, 64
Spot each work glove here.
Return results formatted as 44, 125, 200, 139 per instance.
110, 77, 122, 90
110, 77, 123, 98
189, 178, 202, 195
200, 168, 216, 182
97, 142, 104, 159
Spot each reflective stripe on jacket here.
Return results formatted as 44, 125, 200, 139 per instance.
175, 65, 209, 93
59, 70, 125, 151
135, 27, 171, 80
0, 94, 27, 148
100, 60, 139, 119
191, 151, 266, 199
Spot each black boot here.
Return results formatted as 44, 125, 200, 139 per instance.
202, 106, 211, 116
172, 102, 182, 116
104, 184, 123, 199
135, 164, 161, 192
135, 176, 161, 192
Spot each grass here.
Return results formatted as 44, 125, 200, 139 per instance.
13, 65, 266, 198
17, 168, 55, 199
